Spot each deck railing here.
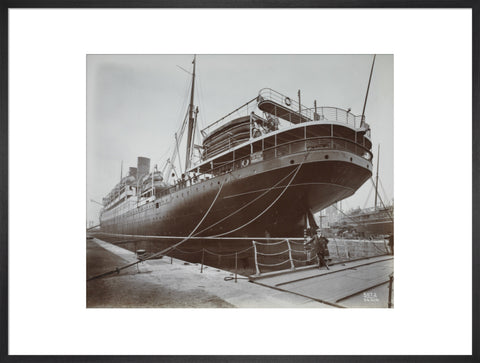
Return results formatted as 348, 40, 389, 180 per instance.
200, 97, 258, 137
155, 135, 372, 200
200, 88, 369, 139
258, 88, 366, 129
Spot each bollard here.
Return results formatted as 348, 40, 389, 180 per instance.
201, 248, 205, 273
388, 274, 394, 308
235, 252, 238, 283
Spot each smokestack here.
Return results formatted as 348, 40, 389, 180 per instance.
136, 157, 150, 180
128, 167, 137, 178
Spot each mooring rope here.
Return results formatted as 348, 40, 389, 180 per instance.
87, 179, 226, 282
209, 152, 309, 238
192, 166, 299, 236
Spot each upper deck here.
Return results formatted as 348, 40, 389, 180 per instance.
109, 88, 374, 207
195, 88, 372, 172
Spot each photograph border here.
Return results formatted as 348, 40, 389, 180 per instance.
1, 1, 478, 362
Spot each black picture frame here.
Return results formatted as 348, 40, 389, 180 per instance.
1, 1, 478, 362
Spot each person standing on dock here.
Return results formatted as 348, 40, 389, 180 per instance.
306, 229, 329, 269
317, 230, 330, 268
388, 233, 394, 255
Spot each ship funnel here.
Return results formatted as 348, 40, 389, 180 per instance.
128, 167, 137, 178
136, 157, 150, 180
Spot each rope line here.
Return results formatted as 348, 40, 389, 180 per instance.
203, 246, 254, 257
288, 240, 306, 245
292, 255, 318, 263
87, 179, 225, 282
193, 166, 299, 236
93, 231, 304, 242
170, 247, 201, 254
257, 260, 291, 267
253, 239, 288, 246
256, 249, 290, 256
209, 152, 309, 237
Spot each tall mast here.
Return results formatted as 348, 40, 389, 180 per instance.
185, 55, 196, 171
361, 54, 376, 128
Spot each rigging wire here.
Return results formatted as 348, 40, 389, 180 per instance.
378, 178, 391, 206
196, 75, 208, 130
362, 183, 374, 209
192, 165, 300, 236
369, 177, 394, 221
208, 152, 310, 237
331, 202, 374, 225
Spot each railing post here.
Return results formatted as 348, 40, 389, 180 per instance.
286, 239, 295, 270
388, 274, 394, 308
235, 252, 238, 283
201, 248, 205, 273
274, 134, 277, 157
253, 241, 260, 275
249, 113, 253, 139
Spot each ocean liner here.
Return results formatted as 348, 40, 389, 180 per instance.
98, 57, 374, 246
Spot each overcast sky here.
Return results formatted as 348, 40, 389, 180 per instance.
87, 54, 393, 224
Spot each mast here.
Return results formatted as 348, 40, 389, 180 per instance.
361, 54, 376, 128
185, 55, 196, 171
374, 144, 380, 210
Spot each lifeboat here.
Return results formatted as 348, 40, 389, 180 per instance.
202, 116, 251, 158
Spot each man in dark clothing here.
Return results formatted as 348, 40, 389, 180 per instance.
388, 233, 394, 255
317, 232, 330, 268
306, 229, 329, 269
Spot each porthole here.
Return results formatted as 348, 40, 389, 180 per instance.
290, 160, 294, 164
350, 157, 353, 162
324, 155, 329, 159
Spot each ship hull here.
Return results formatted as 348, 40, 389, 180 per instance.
100, 148, 372, 244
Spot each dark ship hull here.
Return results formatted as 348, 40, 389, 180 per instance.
101, 149, 371, 239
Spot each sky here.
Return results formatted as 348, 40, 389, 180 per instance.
87, 54, 393, 224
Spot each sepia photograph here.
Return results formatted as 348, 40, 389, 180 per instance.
86, 54, 394, 308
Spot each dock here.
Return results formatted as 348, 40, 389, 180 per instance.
87, 237, 393, 308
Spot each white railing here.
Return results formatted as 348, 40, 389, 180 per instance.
200, 97, 258, 137
258, 88, 367, 129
